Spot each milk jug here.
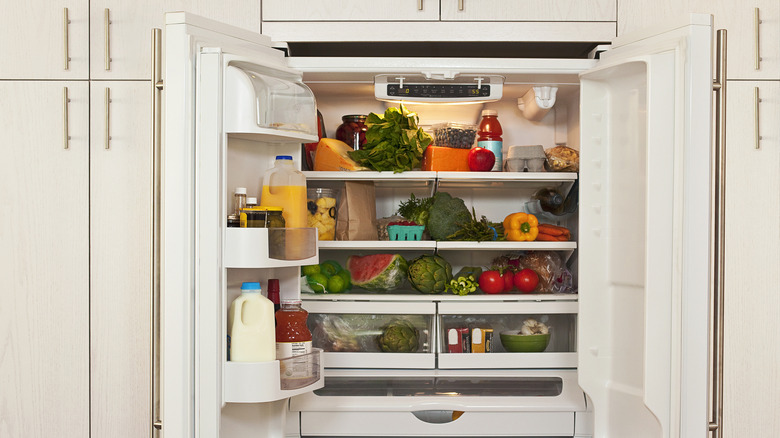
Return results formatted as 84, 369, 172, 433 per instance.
260, 155, 307, 228
227, 282, 276, 362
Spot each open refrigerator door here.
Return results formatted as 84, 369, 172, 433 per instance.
577, 14, 713, 438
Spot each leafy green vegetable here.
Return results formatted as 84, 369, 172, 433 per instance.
348, 104, 433, 173
446, 207, 506, 242
397, 193, 434, 227
427, 192, 472, 241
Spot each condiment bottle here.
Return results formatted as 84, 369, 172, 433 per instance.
259, 156, 307, 228
246, 196, 257, 208
275, 299, 312, 359
477, 110, 503, 172
266, 279, 281, 314
233, 187, 247, 217
227, 282, 276, 362
532, 188, 565, 214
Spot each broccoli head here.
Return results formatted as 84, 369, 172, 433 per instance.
427, 192, 472, 241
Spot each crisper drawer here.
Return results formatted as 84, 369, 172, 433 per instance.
291, 369, 585, 437
303, 300, 436, 369
438, 301, 578, 369
300, 411, 573, 437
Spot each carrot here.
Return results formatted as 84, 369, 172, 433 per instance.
537, 224, 568, 236
536, 234, 560, 241
556, 234, 570, 241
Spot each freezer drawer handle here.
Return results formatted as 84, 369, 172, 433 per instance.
754, 8, 761, 70
754, 86, 762, 149
104, 9, 112, 71
104, 87, 111, 150
412, 410, 464, 424
63, 87, 71, 149
63, 8, 71, 70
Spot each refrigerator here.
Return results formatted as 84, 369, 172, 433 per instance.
161, 11, 713, 438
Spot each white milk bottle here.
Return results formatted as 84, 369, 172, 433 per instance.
227, 282, 276, 362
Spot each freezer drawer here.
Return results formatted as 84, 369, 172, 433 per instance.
300, 411, 574, 436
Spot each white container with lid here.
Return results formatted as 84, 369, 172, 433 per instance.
227, 282, 276, 362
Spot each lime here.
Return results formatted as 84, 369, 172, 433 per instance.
327, 275, 346, 294
336, 269, 352, 290
307, 273, 329, 293
319, 260, 342, 277
301, 264, 320, 277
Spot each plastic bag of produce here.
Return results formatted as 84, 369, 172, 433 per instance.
516, 251, 575, 294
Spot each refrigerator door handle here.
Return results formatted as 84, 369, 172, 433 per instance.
151, 27, 163, 437
709, 28, 727, 438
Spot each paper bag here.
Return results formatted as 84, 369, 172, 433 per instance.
336, 181, 378, 241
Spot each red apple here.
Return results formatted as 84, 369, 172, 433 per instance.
467, 147, 495, 171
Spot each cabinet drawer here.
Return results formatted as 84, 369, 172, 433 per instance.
301, 410, 574, 436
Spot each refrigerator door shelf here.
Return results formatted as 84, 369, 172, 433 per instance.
224, 227, 318, 268
224, 348, 324, 403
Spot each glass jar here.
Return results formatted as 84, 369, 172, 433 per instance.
240, 206, 286, 228
335, 115, 367, 150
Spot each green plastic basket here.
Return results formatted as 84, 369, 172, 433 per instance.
387, 225, 425, 241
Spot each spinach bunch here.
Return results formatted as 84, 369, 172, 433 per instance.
348, 105, 432, 173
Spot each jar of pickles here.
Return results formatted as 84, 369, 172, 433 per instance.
335, 115, 367, 150
239, 206, 286, 228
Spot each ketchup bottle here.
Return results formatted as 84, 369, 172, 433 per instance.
477, 110, 503, 172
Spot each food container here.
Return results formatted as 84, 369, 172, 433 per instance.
499, 331, 551, 352
335, 115, 367, 150
307, 188, 339, 240
432, 122, 477, 149
505, 145, 547, 172
239, 206, 286, 228
387, 225, 425, 241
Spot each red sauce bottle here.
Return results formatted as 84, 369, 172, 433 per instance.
275, 299, 312, 359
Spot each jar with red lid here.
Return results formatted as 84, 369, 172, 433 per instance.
335, 115, 367, 149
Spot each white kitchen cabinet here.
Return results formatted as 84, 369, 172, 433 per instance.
261, 0, 616, 43
440, 0, 616, 22
262, 0, 438, 21
723, 80, 780, 436
0, 81, 90, 437
618, 0, 779, 79
90, 0, 261, 79
89, 80, 153, 438
0, 2, 89, 79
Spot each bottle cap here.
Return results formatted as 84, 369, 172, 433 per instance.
235, 187, 247, 195
240, 282, 261, 292
281, 299, 302, 305
481, 109, 498, 117
275, 155, 293, 160
267, 279, 280, 293
246, 197, 257, 205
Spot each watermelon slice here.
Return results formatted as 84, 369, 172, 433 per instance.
347, 254, 408, 292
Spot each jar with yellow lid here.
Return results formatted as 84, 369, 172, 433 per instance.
240, 206, 286, 228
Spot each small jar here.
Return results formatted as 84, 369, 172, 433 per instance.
240, 206, 286, 228
335, 115, 367, 150
227, 214, 240, 228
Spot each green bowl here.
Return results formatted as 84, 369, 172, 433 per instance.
499, 331, 551, 352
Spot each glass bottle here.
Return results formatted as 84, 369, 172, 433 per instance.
233, 187, 247, 217
275, 299, 312, 359
266, 278, 281, 314
532, 188, 565, 214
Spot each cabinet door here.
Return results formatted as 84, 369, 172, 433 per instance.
262, 0, 439, 21
723, 80, 780, 436
0, 2, 89, 79
0, 81, 89, 437
89, 81, 153, 437
89, 0, 261, 79
441, 0, 616, 21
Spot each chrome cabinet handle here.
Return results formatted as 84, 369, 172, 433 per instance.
459, 0, 464, 11
105, 8, 112, 71
63, 8, 71, 70
754, 8, 761, 70
63, 87, 71, 149
709, 28, 727, 438
754, 86, 761, 149
151, 27, 163, 438
105, 87, 111, 149
418, 0, 423, 10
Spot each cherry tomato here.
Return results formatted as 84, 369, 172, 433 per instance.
514, 268, 539, 293
479, 270, 504, 294
502, 271, 515, 292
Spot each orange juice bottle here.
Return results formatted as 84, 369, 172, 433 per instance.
260, 155, 307, 228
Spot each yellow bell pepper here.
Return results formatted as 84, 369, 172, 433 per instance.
503, 212, 539, 241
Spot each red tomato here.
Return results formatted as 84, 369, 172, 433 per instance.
514, 269, 539, 293
479, 270, 504, 294
502, 271, 515, 292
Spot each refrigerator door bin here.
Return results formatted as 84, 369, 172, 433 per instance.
224, 348, 324, 403
303, 300, 436, 369
224, 61, 318, 137
438, 300, 578, 369
224, 227, 318, 267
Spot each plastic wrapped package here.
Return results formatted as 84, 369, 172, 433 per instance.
544, 145, 580, 172
516, 251, 575, 294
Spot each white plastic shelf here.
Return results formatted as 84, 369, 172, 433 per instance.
438, 352, 578, 369
227, 129, 318, 144
224, 348, 325, 403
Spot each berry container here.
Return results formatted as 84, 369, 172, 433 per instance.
387, 225, 425, 241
